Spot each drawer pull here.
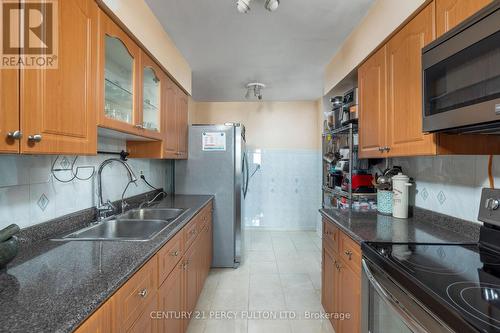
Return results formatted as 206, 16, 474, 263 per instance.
170, 250, 179, 257
344, 250, 353, 260
138, 288, 148, 298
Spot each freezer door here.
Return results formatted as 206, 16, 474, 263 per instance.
175, 124, 239, 268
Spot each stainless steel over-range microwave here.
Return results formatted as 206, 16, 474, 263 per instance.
422, 1, 500, 134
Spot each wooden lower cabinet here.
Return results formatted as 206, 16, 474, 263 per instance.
158, 263, 184, 333
128, 297, 159, 333
338, 262, 361, 333
74, 202, 213, 333
322, 219, 361, 333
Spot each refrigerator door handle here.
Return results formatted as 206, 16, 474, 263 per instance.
243, 152, 249, 199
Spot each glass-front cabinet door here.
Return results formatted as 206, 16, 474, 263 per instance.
98, 11, 142, 135
104, 36, 134, 124
140, 52, 162, 136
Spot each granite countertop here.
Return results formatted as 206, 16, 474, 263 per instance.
0, 194, 213, 333
320, 207, 480, 245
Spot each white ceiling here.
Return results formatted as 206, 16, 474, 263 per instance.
145, 0, 375, 101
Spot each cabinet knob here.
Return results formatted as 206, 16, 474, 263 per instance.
138, 288, 148, 298
344, 250, 353, 260
170, 250, 179, 257
7, 130, 22, 140
28, 134, 42, 143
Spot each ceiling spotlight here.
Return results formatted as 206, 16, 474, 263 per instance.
265, 0, 280, 12
236, 0, 251, 13
245, 83, 266, 100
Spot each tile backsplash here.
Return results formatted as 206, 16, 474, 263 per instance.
0, 152, 173, 229
391, 155, 500, 223
244, 148, 322, 230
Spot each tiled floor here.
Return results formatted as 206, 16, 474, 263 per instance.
186, 230, 335, 333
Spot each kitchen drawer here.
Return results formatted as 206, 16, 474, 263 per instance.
126, 296, 158, 333
339, 231, 361, 274
158, 231, 184, 286
184, 214, 200, 250
322, 219, 339, 253
114, 255, 158, 331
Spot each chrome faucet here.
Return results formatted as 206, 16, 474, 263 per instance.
96, 158, 138, 220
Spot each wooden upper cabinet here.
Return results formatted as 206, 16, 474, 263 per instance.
0, 68, 19, 153
176, 88, 189, 159
139, 51, 163, 140
386, 3, 437, 157
358, 46, 387, 159
163, 78, 179, 158
436, 0, 491, 37
21, 0, 98, 154
98, 10, 142, 136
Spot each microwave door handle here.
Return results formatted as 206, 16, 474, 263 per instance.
362, 259, 429, 333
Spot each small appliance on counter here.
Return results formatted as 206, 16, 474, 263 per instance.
0, 224, 20, 270
341, 170, 375, 193
341, 87, 358, 125
392, 173, 413, 219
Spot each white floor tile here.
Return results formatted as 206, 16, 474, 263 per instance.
248, 319, 292, 333
186, 229, 328, 332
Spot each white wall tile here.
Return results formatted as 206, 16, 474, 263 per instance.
396, 155, 500, 223
0, 154, 172, 230
0, 185, 29, 228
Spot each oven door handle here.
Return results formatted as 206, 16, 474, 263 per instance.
362, 259, 429, 333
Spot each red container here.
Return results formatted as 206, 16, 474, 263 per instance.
342, 171, 374, 192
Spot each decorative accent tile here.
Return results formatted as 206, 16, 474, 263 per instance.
59, 157, 71, 170
437, 191, 446, 205
420, 188, 429, 201
37, 193, 49, 211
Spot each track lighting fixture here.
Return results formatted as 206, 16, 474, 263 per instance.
245, 83, 266, 100
237, 0, 280, 13
265, 0, 280, 12
236, 0, 251, 13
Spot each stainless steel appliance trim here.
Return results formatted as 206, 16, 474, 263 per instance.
362, 259, 429, 333
422, 4, 500, 68
234, 125, 243, 267
423, 97, 500, 132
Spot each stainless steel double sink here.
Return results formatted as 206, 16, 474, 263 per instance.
54, 208, 188, 242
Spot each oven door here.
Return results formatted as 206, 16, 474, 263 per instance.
361, 258, 454, 333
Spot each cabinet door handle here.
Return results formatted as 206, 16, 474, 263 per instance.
138, 288, 148, 298
7, 130, 22, 140
344, 250, 353, 260
28, 134, 42, 143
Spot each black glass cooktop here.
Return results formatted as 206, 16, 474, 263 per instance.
364, 242, 500, 333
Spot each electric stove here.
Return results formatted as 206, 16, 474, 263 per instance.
361, 189, 500, 333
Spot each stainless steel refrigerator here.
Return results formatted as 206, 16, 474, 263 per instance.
175, 123, 248, 268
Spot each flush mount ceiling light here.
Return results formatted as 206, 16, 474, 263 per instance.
245, 83, 266, 100
236, 0, 252, 13
265, 0, 280, 12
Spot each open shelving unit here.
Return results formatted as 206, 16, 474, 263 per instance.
322, 123, 376, 210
